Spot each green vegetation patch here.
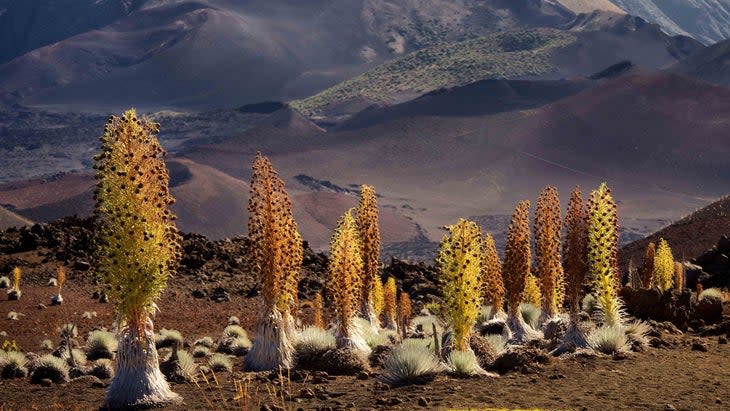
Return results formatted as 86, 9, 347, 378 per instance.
291, 29, 576, 116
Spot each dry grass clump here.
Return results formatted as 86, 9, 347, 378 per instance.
86, 330, 117, 361
379, 339, 444, 386
698, 287, 723, 302
208, 354, 233, 372
194, 336, 215, 348
0, 276, 9, 288
223, 325, 248, 339
0, 350, 29, 378
88, 358, 114, 379
448, 350, 488, 377
30, 354, 70, 384
155, 328, 184, 349
193, 345, 211, 358
588, 326, 629, 354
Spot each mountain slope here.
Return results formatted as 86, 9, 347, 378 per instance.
609, 0, 730, 45
184, 68, 730, 250
0, 0, 579, 110
292, 15, 703, 118
668, 38, 730, 87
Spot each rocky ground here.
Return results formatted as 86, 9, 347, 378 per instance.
0, 218, 729, 410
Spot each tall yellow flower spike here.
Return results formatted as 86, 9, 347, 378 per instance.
383, 277, 398, 331
653, 238, 674, 292
587, 183, 622, 327
481, 233, 505, 317
356, 185, 382, 328
534, 186, 565, 320
437, 219, 482, 352
328, 209, 369, 353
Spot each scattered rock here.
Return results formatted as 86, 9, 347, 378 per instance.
719, 336, 728, 344
39, 378, 53, 387
74, 260, 91, 271
691, 341, 709, 352
418, 397, 429, 407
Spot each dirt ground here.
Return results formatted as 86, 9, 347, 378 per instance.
1, 287, 729, 411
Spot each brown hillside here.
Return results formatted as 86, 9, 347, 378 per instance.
620, 195, 730, 269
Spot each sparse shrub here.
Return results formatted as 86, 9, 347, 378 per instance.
561, 186, 589, 349
520, 303, 541, 330
48, 278, 58, 287
86, 330, 117, 361
7, 311, 20, 321
0, 276, 9, 288
245, 153, 303, 371
227, 316, 240, 326
193, 345, 211, 358
448, 350, 487, 376
208, 354, 233, 372
40, 339, 54, 350
588, 325, 628, 354
503, 201, 541, 342
356, 184, 382, 329
327, 210, 370, 355
67, 348, 87, 368
193, 336, 215, 348
698, 288, 723, 302
31, 354, 70, 384
94, 109, 182, 408
437, 219, 482, 353
223, 325, 248, 339
365, 329, 396, 349
383, 277, 398, 332
481, 233, 505, 318
653, 238, 674, 292
155, 328, 183, 349
477, 306, 493, 323
88, 359, 114, 379
379, 339, 444, 386
0, 351, 29, 378
587, 183, 622, 327
641, 242, 656, 288
534, 186, 564, 323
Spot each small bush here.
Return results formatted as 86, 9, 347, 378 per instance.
86, 330, 117, 361
483, 334, 506, 355
448, 350, 486, 376
88, 359, 114, 379
0, 276, 9, 288
366, 330, 396, 348
193, 336, 215, 348
588, 325, 629, 355
519, 303, 541, 329
7, 312, 20, 321
379, 340, 443, 386
223, 325, 247, 339
161, 349, 196, 383
582, 294, 599, 315
228, 316, 240, 325
217, 336, 251, 356
208, 354, 233, 372
423, 302, 441, 316
699, 288, 723, 302
155, 328, 183, 349
295, 326, 336, 366
0, 351, 29, 378
624, 320, 650, 350
477, 306, 493, 323
68, 348, 87, 367
40, 339, 54, 350
47, 278, 58, 287
31, 354, 70, 384
193, 345, 211, 358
